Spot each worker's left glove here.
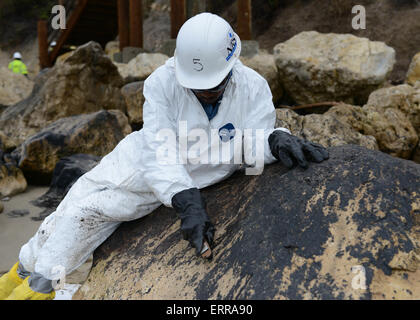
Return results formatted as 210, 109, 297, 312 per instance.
172, 188, 215, 256
268, 130, 329, 169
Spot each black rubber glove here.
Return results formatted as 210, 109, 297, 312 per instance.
172, 188, 215, 256
268, 130, 329, 169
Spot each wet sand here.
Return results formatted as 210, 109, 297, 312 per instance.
0, 185, 92, 288
0, 186, 48, 274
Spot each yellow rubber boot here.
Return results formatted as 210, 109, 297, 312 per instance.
6, 278, 55, 300
0, 262, 24, 300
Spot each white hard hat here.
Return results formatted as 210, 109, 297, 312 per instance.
51, 41, 57, 47
13, 52, 22, 59
174, 12, 241, 89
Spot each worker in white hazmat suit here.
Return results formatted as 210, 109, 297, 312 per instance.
0, 13, 328, 300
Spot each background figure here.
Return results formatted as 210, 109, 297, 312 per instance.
8, 52, 28, 78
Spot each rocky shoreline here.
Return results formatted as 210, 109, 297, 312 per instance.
0, 29, 419, 299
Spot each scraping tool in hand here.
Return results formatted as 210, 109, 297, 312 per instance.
201, 241, 212, 259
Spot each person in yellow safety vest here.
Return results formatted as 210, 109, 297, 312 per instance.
8, 52, 28, 78
48, 41, 56, 54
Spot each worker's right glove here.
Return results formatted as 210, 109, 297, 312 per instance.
268, 130, 329, 169
172, 188, 215, 256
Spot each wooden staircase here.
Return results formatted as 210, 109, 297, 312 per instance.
38, 0, 119, 68
38, 0, 253, 69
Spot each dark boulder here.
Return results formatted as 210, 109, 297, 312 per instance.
32, 154, 101, 220
74, 145, 420, 300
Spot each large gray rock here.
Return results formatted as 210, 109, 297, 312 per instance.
279, 102, 418, 160
121, 81, 144, 127
240, 40, 259, 58
240, 52, 283, 104
122, 47, 147, 64
360, 105, 418, 159
143, 0, 171, 54
274, 31, 396, 105
406, 52, 420, 86
0, 67, 33, 106
115, 53, 168, 82
159, 39, 176, 58
364, 84, 420, 137
0, 162, 27, 197
74, 145, 420, 300
15, 110, 131, 184
0, 42, 127, 145
324, 103, 418, 159
275, 106, 379, 151
104, 40, 120, 61
0, 130, 18, 152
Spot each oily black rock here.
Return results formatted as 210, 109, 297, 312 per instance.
75, 145, 420, 300
31, 154, 100, 220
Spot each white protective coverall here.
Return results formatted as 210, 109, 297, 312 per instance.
19, 57, 290, 280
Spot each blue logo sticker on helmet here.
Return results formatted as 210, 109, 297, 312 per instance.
219, 123, 236, 142
226, 32, 237, 62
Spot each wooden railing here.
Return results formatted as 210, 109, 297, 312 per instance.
46, 0, 78, 45
38, 0, 88, 68
38, 0, 253, 69
168, 0, 252, 40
